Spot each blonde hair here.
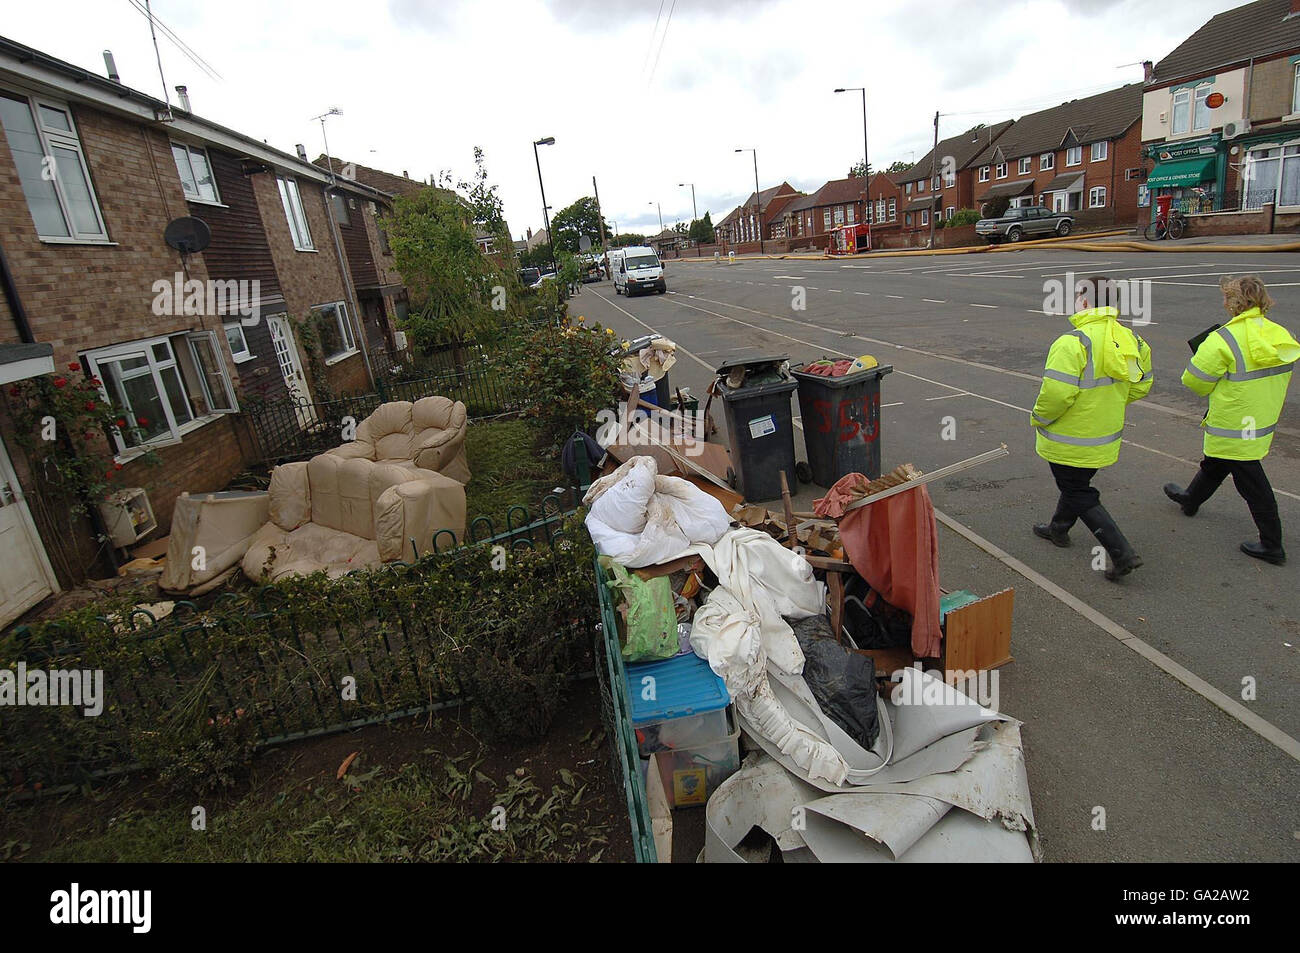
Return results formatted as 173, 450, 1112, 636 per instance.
1220, 275, 1274, 316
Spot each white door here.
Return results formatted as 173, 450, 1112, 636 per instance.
0, 439, 58, 628
267, 314, 316, 427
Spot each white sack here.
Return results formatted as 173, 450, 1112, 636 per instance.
583, 456, 731, 568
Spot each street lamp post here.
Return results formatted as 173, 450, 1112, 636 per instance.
836, 87, 869, 237
735, 148, 764, 253
532, 137, 556, 273
649, 201, 664, 234
678, 182, 697, 221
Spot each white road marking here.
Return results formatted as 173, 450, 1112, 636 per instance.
970, 303, 999, 309
886, 294, 904, 299
854, 291, 870, 296
922, 298, 947, 303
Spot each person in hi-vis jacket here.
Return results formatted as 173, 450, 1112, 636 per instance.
1164, 275, 1298, 566
1031, 275, 1153, 580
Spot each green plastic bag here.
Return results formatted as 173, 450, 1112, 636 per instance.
600, 557, 680, 662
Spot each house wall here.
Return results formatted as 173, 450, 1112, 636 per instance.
1247, 54, 1299, 124
1142, 67, 1248, 142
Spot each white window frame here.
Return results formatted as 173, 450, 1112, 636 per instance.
1090, 141, 1108, 162
1293, 62, 1300, 116
1171, 88, 1191, 135
1089, 186, 1107, 208
979, 165, 990, 182
1066, 146, 1082, 166
822, 209, 832, 228
944, 170, 955, 187
945, 205, 955, 219
833, 205, 844, 225
918, 178, 926, 192
224, 321, 255, 363
920, 209, 930, 226
905, 181, 913, 194
995, 162, 1008, 179
1193, 85, 1212, 131
846, 205, 855, 224
313, 301, 358, 363
277, 176, 315, 251
888, 198, 896, 221
0, 91, 109, 242
171, 141, 220, 204
1018, 157, 1032, 175
1040, 152, 1055, 171
83, 330, 237, 459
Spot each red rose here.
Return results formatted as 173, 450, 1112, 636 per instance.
115, 418, 126, 428
68, 363, 80, 372
105, 469, 114, 480
113, 463, 123, 471
89, 377, 102, 387
7, 387, 18, 397
53, 377, 67, 388
84, 400, 96, 411
83, 432, 94, 441
136, 416, 148, 427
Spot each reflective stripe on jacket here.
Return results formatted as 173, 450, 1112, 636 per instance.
1181, 307, 1298, 461
1031, 307, 1153, 468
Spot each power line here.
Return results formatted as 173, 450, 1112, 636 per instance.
646, 0, 676, 86
126, 0, 223, 82
641, 0, 666, 80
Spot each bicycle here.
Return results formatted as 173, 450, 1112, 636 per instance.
1143, 208, 1186, 241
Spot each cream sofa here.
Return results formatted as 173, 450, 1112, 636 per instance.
240, 397, 469, 582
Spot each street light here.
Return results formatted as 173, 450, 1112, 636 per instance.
678, 182, 697, 221
648, 201, 664, 234
836, 87, 869, 230
735, 148, 764, 253
532, 137, 557, 273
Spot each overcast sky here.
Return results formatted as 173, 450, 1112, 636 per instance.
5, 0, 1236, 238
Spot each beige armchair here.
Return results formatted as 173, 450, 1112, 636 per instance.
327, 396, 470, 484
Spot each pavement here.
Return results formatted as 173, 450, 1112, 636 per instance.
573, 245, 1300, 862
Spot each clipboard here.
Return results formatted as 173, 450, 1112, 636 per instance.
1188, 324, 1221, 354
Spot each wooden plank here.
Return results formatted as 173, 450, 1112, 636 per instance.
841, 445, 1009, 514
941, 587, 1015, 672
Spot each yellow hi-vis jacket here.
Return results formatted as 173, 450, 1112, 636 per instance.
1031, 307, 1153, 468
1182, 307, 1298, 461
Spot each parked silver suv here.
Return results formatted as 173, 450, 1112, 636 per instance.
975, 205, 1073, 243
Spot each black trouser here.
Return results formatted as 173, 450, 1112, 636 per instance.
1185, 456, 1283, 548
1048, 463, 1101, 528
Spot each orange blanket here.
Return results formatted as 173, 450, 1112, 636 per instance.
814, 473, 942, 659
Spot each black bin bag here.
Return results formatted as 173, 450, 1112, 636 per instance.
788, 614, 879, 750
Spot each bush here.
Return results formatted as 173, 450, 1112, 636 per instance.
947, 208, 982, 227
492, 321, 620, 452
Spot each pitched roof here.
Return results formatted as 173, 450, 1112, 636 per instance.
313, 155, 450, 200
809, 176, 868, 207
784, 192, 819, 213
970, 84, 1141, 165
901, 120, 1015, 182
740, 182, 797, 212
1151, 0, 1300, 86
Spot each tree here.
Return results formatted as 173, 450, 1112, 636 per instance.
672, 221, 688, 236
458, 146, 508, 237
848, 160, 874, 178
885, 159, 914, 174
550, 196, 609, 254
610, 232, 648, 248
386, 187, 526, 349
688, 211, 714, 244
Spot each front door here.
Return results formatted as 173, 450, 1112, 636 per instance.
0, 438, 58, 628
267, 314, 315, 427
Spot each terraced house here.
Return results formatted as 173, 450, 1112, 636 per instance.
1141, 0, 1300, 232
0, 35, 413, 621
971, 83, 1143, 227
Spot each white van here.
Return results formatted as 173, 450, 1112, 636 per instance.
605, 248, 624, 283
613, 246, 666, 297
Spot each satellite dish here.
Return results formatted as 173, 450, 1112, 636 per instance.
579, 235, 592, 252
163, 216, 212, 254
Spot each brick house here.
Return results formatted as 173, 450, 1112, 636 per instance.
713, 182, 799, 244
971, 84, 1143, 228
865, 171, 903, 243
895, 120, 1014, 243
0, 36, 394, 607
787, 176, 867, 240
1141, 0, 1300, 231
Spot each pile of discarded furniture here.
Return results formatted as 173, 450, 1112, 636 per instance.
586, 451, 1033, 863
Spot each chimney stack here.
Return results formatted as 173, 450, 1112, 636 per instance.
103, 50, 120, 82
174, 85, 190, 112
295, 144, 308, 161
1143, 60, 1154, 83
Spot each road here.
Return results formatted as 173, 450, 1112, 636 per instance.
574, 246, 1300, 861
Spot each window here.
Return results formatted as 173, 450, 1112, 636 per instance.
846, 205, 854, 224
945, 206, 955, 219
330, 192, 350, 225
1193, 85, 1212, 131
1244, 143, 1300, 207
918, 178, 926, 192
1018, 157, 1032, 175
224, 322, 254, 363
0, 91, 108, 241
1293, 62, 1300, 115
876, 198, 886, 222
920, 210, 930, 226
313, 302, 356, 361
833, 205, 844, 225
944, 170, 955, 187
887, 198, 896, 221
1090, 141, 1108, 162
1040, 152, 1055, 171
1089, 186, 1107, 208
1066, 146, 1082, 166
822, 209, 832, 228
995, 162, 1007, 179
277, 176, 314, 250
932, 176, 941, 190
171, 143, 219, 203
905, 181, 913, 194
83, 331, 237, 455
1171, 88, 1191, 134
979, 165, 990, 182
905, 212, 913, 226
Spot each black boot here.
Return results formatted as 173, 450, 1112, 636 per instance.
1033, 520, 1072, 547
1241, 516, 1286, 565
1080, 505, 1143, 581
1162, 483, 1198, 516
